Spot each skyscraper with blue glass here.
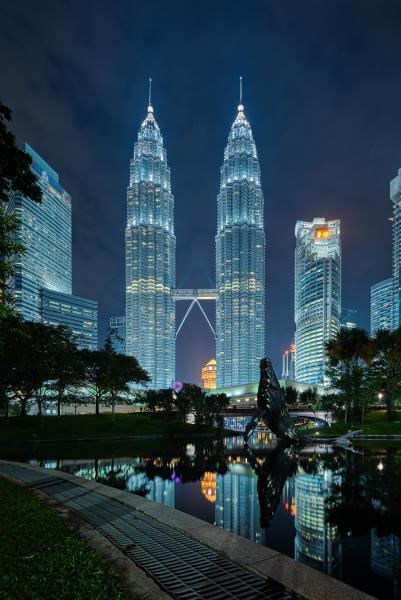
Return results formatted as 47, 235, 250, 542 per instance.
370, 278, 393, 336
294, 218, 341, 386
7, 144, 72, 321
125, 97, 175, 388
6, 144, 98, 350
391, 167, 401, 329
216, 98, 265, 387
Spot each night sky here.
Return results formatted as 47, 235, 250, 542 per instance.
1, 1, 401, 384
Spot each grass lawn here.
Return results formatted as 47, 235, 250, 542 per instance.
0, 477, 126, 599
0, 413, 225, 443
310, 410, 401, 437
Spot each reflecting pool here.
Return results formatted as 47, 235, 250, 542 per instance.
19, 432, 401, 599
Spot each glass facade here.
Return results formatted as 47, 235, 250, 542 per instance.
295, 471, 341, 577
216, 103, 265, 388
125, 102, 175, 388
391, 167, 401, 329
6, 144, 72, 321
6, 144, 98, 346
294, 218, 341, 386
340, 308, 357, 330
370, 278, 393, 336
41, 289, 98, 350
109, 316, 126, 354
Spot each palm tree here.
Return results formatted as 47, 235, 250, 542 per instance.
326, 327, 373, 424
371, 327, 401, 422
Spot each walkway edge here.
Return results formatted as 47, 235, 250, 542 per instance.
0, 460, 376, 600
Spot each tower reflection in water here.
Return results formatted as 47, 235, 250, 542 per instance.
294, 470, 341, 577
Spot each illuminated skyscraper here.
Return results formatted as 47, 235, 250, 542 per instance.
201, 358, 216, 389
295, 471, 341, 577
370, 278, 393, 336
216, 89, 265, 387
125, 89, 175, 388
391, 167, 401, 328
294, 218, 341, 386
340, 308, 357, 330
282, 342, 296, 381
6, 144, 97, 349
7, 144, 72, 321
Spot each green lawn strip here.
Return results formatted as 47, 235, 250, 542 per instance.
0, 477, 126, 600
309, 410, 401, 437
0, 413, 225, 442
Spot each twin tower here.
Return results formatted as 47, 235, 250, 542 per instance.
125, 89, 265, 390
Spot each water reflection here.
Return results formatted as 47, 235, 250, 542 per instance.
29, 429, 400, 600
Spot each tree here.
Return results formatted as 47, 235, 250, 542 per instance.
82, 335, 149, 415
175, 383, 202, 422
326, 327, 373, 424
47, 326, 86, 416
138, 389, 160, 413
0, 102, 42, 204
0, 317, 54, 416
192, 390, 229, 427
283, 385, 298, 405
0, 102, 42, 313
370, 327, 401, 422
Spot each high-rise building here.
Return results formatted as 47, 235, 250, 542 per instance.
201, 358, 216, 390
294, 218, 341, 386
282, 342, 296, 381
370, 278, 393, 336
216, 97, 265, 388
340, 308, 357, 330
109, 316, 126, 354
41, 289, 97, 350
7, 144, 72, 322
6, 144, 97, 349
391, 167, 401, 329
125, 96, 175, 389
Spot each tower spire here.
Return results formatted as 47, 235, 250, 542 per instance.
148, 77, 152, 112
239, 76, 243, 105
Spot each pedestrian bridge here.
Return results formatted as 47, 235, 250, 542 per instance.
222, 407, 332, 427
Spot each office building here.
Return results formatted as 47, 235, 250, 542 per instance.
216, 96, 265, 388
41, 289, 97, 350
201, 358, 216, 390
125, 95, 175, 388
370, 278, 393, 336
340, 308, 357, 330
391, 167, 401, 329
294, 218, 341, 386
6, 144, 97, 348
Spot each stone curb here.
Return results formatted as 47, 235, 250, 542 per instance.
0, 460, 376, 600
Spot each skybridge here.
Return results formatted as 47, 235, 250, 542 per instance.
172, 289, 218, 339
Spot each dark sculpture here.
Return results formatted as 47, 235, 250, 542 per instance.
244, 357, 303, 442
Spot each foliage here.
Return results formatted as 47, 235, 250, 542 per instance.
46, 326, 86, 415
283, 385, 298, 405
0, 316, 54, 416
82, 334, 149, 415
0, 101, 42, 313
0, 476, 126, 599
0, 102, 42, 204
298, 387, 319, 408
0, 206, 24, 312
326, 327, 373, 423
369, 327, 401, 422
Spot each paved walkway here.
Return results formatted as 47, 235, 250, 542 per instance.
0, 461, 375, 600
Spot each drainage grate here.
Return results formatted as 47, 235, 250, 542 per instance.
0, 463, 299, 599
